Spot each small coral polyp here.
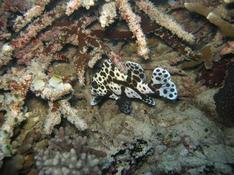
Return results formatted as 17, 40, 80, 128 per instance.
91, 59, 177, 114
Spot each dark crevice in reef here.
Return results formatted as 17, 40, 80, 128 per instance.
214, 63, 234, 127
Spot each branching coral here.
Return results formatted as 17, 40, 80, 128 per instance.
184, 1, 234, 37
0, 0, 196, 67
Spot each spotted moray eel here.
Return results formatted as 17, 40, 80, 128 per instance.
91, 59, 177, 114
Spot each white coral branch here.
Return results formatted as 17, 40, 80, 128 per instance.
99, 2, 117, 28
14, 0, 51, 32
0, 44, 14, 68
136, 0, 195, 44
43, 102, 62, 134
66, 0, 95, 15
116, 0, 149, 59
59, 100, 88, 130
66, 0, 82, 15
31, 76, 73, 101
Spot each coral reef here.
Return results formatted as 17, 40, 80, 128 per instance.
0, 0, 234, 174
0, 0, 194, 163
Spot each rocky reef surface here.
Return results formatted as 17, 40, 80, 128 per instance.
0, 0, 234, 175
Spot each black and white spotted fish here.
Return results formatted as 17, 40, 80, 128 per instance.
91, 59, 177, 114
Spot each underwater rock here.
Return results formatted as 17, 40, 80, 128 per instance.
195, 88, 218, 119
102, 139, 153, 175
147, 103, 234, 175
87, 90, 234, 174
